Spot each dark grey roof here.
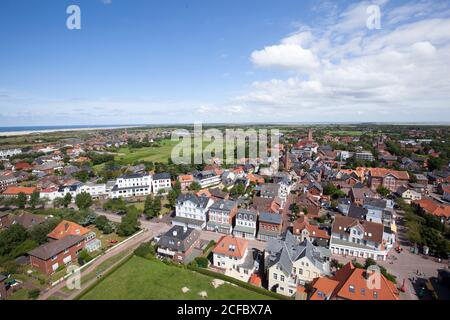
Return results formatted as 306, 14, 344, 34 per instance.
118, 173, 150, 179
209, 199, 237, 212
260, 183, 280, 197
157, 226, 200, 252
176, 194, 210, 208
363, 198, 387, 209
153, 172, 171, 180
259, 212, 282, 224
0, 274, 6, 282
265, 231, 328, 276
347, 205, 368, 220
28, 235, 84, 260
236, 209, 257, 221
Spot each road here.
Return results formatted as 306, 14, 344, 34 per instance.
331, 207, 449, 300
96, 210, 268, 251
39, 217, 171, 300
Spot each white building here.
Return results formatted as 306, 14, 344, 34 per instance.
110, 173, 152, 199
172, 194, 213, 230
233, 209, 257, 240
193, 170, 221, 188
152, 172, 172, 195
330, 215, 388, 261
0, 175, 17, 192
265, 231, 331, 297
212, 235, 260, 283
0, 148, 22, 160
79, 182, 107, 198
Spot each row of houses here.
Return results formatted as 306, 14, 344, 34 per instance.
37, 172, 172, 201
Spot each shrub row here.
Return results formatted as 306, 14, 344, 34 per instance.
186, 265, 291, 300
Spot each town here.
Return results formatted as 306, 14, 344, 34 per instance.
0, 124, 449, 300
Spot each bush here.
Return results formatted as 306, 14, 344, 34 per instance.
194, 257, 209, 268
187, 265, 290, 300
134, 242, 155, 259
28, 289, 40, 299
78, 249, 93, 265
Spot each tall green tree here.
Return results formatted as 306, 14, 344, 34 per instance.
75, 192, 93, 210
16, 192, 27, 209
62, 193, 72, 208
29, 191, 40, 209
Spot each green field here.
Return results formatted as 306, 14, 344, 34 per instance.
115, 139, 179, 164
80, 256, 274, 300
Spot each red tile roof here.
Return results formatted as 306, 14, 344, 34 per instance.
414, 198, 450, 218
213, 235, 248, 258
2, 186, 36, 196
331, 262, 399, 300
309, 277, 340, 300
369, 168, 409, 180
47, 220, 91, 240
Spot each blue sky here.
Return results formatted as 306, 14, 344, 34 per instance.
1, 0, 450, 126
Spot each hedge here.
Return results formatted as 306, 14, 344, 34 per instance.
186, 265, 292, 300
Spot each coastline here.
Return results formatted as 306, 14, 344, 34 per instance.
0, 125, 142, 137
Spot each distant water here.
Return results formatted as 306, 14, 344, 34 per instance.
0, 125, 139, 134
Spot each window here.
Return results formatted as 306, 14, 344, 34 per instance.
349, 285, 355, 293
373, 291, 378, 299
273, 273, 278, 280
280, 275, 285, 282
361, 288, 366, 296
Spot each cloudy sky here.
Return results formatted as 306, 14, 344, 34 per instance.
0, 0, 450, 126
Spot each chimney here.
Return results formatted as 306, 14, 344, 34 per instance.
173, 230, 178, 237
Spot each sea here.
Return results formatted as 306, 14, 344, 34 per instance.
0, 125, 142, 135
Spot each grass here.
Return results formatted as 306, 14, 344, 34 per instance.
6, 288, 30, 300
61, 246, 134, 294
127, 198, 171, 215
90, 226, 127, 249
115, 139, 179, 164
79, 256, 274, 300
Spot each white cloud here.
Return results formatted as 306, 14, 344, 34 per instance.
239, 0, 450, 122
250, 44, 320, 72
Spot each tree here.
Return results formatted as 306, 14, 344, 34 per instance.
0, 224, 28, 256
53, 197, 64, 208
29, 191, 40, 209
62, 193, 72, 208
167, 189, 178, 208
94, 215, 109, 230
75, 192, 93, 210
189, 181, 201, 191
117, 209, 140, 236
376, 186, 391, 197
428, 157, 446, 171
16, 192, 27, 209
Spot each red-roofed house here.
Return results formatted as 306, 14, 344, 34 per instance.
212, 235, 258, 282
306, 262, 399, 300
368, 168, 409, 192
413, 198, 450, 223
1, 186, 36, 198
48, 220, 101, 252
292, 215, 330, 244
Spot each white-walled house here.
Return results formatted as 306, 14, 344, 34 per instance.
110, 173, 152, 199
212, 235, 260, 283
0, 148, 22, 160
233, 209, 257, 239
172, 194, 214, 230
265, 231, 331, 297
330, 215, 388, 261
79, 182, 107, 198
152, 172, 172, 195
193, 170, 221, 188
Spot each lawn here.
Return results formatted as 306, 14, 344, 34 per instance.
80, 256, 274, 300
115, 139, 179, 164
127, 198, 171, 215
